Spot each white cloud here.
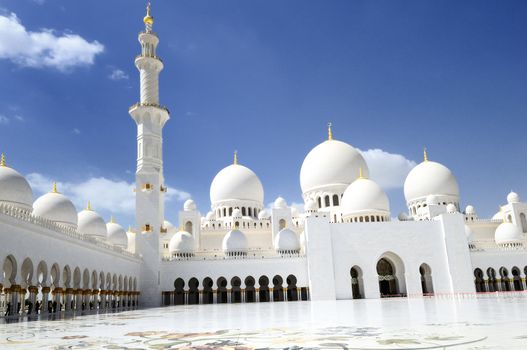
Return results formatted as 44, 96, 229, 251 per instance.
0, 12, 104, 72
0, 115, 9, 124
26, 173, 190, 217
358, 148, 416, 190
32, 0, 46, 5
14, 115, 24, 122
72, 128, 81, 134
108, 68, 129, 81
0, 114, 24, 124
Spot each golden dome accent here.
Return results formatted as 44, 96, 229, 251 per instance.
0, 153, 5, 167
143, 2, 154, 26
327, 122, 333, 141
233, 150, 238, 165
423, 147, 428, 162
52, 182, 58, 193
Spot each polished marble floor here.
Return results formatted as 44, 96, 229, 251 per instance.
1, 296, 527, 349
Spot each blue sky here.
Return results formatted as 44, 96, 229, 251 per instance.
0, 0, 526, 227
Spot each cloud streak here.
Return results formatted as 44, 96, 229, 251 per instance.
358, 148, 416, 190
108, 69, 129, 81
0, 12, 104, 72
26, 173, 191, 218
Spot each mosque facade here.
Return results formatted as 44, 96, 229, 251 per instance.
0, 4, 526, 315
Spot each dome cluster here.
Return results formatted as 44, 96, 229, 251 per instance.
0, 156, 130, 250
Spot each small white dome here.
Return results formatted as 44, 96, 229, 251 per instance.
232, 208, 242, 218
273, 196, 287, 209
78, 207, 107, 237
291, 207, 299, 217
465, 225, 474, 243
205, 211, 215, 221
0, 164, 33, 210
210, 163, 264, 206
397, 212, 409, 221
492, 210, 503, 221
106, 220, 127, 248
169, 230, 195, 254
341, 178, 390, 217
495, 222, 522, 245
304, 199, 317, 212
183, 199, 197, 211
33, 190, 77, 227
222, 229, 248, 253
507, 191, 521, 204
258, 209, 270, 220
300, 139, 369, 194
465, 205, 475, 215
404, 160, 459, 203
274, 228, 300, 252
446, 203, 457, 213
163, 220, 175, 232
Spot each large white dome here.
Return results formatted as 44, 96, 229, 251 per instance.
0, 163, 33, 210
78, 206, 107, 237
404, 160, 459, 203
300, 139, 368, 194
169, 230, 195, 255
33, 188, 77, 227
341, 178, 390, 217
106, 220, 128, 248
222, 229, 248, 253
495, 222, 522, 246
210, 164, 264, 205
274, 228, 300, 252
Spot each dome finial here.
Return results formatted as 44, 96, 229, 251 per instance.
143, 2, 154, 30
359, 167, 365, 179
52, 182, 58, 193
86, 200, 92, 211
233, 150, 238, 165
110, 215, 115, 224
327, 122, 333, 140
0, 153, 5, 167
423, 147, 428, 162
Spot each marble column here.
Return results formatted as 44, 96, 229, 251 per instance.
241, 289, 246, 303
227, 290, 231, 303
199, 290, 203, 305
255, 288, 260, 302
28, 286, 38, 315
64, 288, 73, 312
269, 288, 274, 302
19, 288, 27, 315
213, 290, 217, 304
41, 287, 50, 315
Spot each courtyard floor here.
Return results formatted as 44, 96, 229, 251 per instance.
1, 296, 526, 349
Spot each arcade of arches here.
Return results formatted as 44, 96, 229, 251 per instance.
162, 274, 309, 305
473, 266, 527, 293
1, 255, 139, 317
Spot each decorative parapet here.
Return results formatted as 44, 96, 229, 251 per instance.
469, 240, 526, 252
0, 203, 139, 260
128, 102, 169, 114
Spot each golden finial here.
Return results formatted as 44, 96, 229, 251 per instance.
423, 147, 428, 162
327, 122, 333, 141
359, 167, 365, 179
0, 153, 5, 167
233, 150, 238, 165
86, 201, 92, 211
52, 182, 58, 193
110, 215, 115, 224
143, 2, 154, 27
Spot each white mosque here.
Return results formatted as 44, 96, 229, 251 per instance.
0, 4, 527, 316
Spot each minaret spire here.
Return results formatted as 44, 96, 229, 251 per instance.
143, 2, 154, 32
234, 150, 238, 165
327, 122, 333, 140
423, 147, 428, 162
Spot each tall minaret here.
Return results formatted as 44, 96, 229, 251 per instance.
129, 2, 169, 307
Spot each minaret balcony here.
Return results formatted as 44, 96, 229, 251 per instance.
129, 102, 169, 114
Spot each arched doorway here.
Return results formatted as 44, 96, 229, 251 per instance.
174, 278, 185, 305
350, 266, 363, 299
376, 253, 406, 298
487, 268, 498, 292
216, 277, 228, 303
244, 276, 256, 302
188, 278, 199, 304
511, 267, 523, 291
499, 267, 511, 291
231, 277, 242, 303
286, 275, 298, 301
272, 275, 284, 302
419, 263, 434, 295
258, 276, 270, 302
202, 277, 213, 304
474, 268, 485, 292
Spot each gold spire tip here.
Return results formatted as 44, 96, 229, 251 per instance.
110, 215, 115, 224
0, 153, 5, 167
143, 2, 154, 26
86, 200, 92, 211
52, 182, 58, 193
423, 147, 428, 162
327, 122, 333, 141
233, 150, 238, 165
359, 167, 365, 179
